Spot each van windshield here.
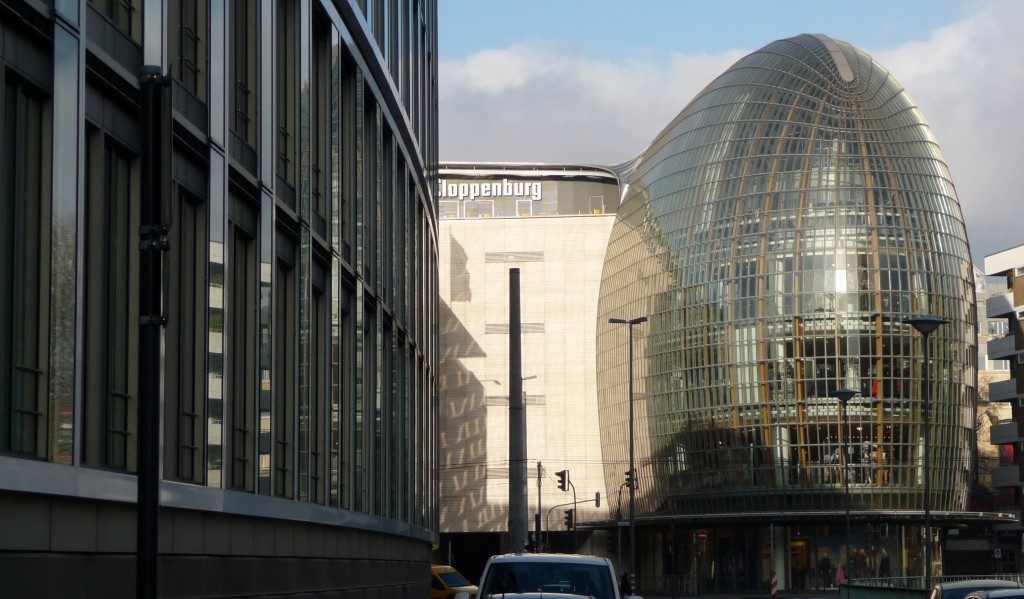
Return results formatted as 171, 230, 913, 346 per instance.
480, 561, 614, 599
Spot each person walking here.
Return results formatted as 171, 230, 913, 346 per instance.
620, 571, 633, 596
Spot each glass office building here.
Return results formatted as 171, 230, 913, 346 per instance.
595, 34, 1004, 591
0, 0, 438, 596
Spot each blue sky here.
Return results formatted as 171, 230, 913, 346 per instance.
437, 0, 1024, 263
441, 0, 969, 61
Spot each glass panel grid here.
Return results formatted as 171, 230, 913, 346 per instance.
597, 35, 975, 518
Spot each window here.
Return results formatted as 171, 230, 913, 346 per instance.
169, 0, 207, 99
373, 0, 387, 50
362, 92, 378, 281
90, 0, 141, 42
83, 132, 138, 471
332, 279, 352, 508
382, 320, 395, 516
311, 10, 331, 238
165, 187, 207, 482
388, 0, 399, 83
310, 263, 329, 504
276, 0, 297, 191
228, 196, 258, 491
274, 231, 296, 498
1, 77, 49, 459
339, 53, 357, 260
381, 132, 394, 301
229, 0, 258, 147
366, 303, 379, 514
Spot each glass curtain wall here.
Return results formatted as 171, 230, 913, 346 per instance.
597, 34, 976, 518
0, 0, 439, 536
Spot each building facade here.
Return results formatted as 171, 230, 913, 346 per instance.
0, 0, 438, 596
437, 163, 618, 579
985, 245, 1024, 568
594, 34, 1003, 592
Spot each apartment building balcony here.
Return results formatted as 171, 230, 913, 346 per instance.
985, 244, 1024, 277
990, 378, 1021, 402
991, 419, 1022, 445
992, 464, 1024, 487
987, 291, 1016, 319
988, 335, 1019, 362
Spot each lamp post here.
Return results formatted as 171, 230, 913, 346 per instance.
832, 388, 858, 578
905, 315, 947, 590
609, 315, 647, 589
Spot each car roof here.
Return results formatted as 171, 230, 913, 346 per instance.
980, 591, 1024, 598
939, 580, 1024, 590
486, 553, 611, 566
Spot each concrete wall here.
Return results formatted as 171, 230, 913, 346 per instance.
438, 213, 616, 534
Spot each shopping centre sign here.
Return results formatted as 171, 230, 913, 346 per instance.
437, 178, 542, 201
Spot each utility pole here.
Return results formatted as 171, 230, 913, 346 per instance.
508, 268, 527, 553
609, 315, 647, 588
568, 477, 578, 551
138, 65, 168, 599
536, 461, 542, 552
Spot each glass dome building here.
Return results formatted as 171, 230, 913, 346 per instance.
596, 34, 1001, 589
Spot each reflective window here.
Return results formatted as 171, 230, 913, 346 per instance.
1, 76, 49, 459
169, 0, 207, 100
83, 132, 138, 471
89, 0, 141, 42
229, 0, 258, 148
166, 186, 208, 483
274, 230, 297, 499
229, 197, 258, 491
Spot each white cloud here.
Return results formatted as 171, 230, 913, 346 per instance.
872, 0, 1024, 261
440, 46, 746, 165
439, 1, 1024, 260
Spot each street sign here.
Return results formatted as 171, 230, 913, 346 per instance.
698, 529, 708, 540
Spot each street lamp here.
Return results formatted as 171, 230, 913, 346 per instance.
608, 315, 647, 589
832, 387, 858, 578
905, 315, 947, 590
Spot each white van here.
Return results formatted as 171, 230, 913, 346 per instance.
462, 553, 642, 599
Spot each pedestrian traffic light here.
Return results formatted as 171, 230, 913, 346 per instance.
563, 509, 574, 530
556, 469, 568, 491
595, 491, 601, 508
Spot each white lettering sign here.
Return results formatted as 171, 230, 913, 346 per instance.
437, 179, 542, 201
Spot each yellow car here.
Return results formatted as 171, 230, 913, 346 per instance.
430, 565, 478, 599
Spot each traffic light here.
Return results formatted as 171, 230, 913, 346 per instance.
563, 508, 575, 530
624, 469, 635, 489
556, 469, 568, 492
595, 492, 601, 508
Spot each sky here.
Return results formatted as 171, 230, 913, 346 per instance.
438, 0, 1024, 265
